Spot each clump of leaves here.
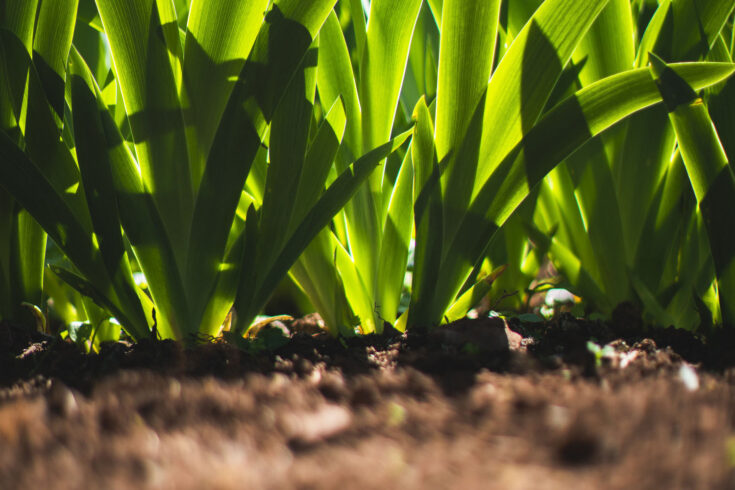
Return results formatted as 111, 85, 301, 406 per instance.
0, 0, 410, 343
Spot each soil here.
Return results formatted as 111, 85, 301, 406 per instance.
1, 307, 735, 489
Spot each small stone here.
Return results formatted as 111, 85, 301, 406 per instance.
281, 404, 352, 444
678, 363, 699, 392
46, 381, 79, 417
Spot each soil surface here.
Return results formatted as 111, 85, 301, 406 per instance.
1, 308, 735, 489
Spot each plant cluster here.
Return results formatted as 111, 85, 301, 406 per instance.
1, 0, 733, 347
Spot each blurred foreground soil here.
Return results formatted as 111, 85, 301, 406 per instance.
1, 312, 734, 489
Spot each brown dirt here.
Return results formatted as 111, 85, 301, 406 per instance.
1, 311, 734, 489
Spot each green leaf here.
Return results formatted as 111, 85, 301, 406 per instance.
617, 0, 733, 279
629, 271, 677, 326
67, 321, 94, 346
185, 0, 336, 334
401, 4, 439, 113
69, 45, 186, 339
0, 3, 49, 321
33, 0, 79, 120
316, 10, 361, 160
553, 1, 635, 302
197, 205, 258, 339
0, 0, 38, 125
183, 0, 270, 187
475, 0, 612, 199
289, 97, 347, 233
72, 19, 111, 87
335, 240, 375, 334
231, 205, 260, 334
340, 0, 422, 333
257, 44, 318, 272
409, 0, 613, 328
407, 96, 441, 327
650, 56, 729, 197
360, 0, 423, 152
68, 48, 152, 339
614, 106, 676, 263
96, 0, 192, 265
1, 29, 81, 203
50, 265, 129, 330
637, 0, 735, 65
422, 62, 735, 327
650, 54, 735, 325
348, 0, 367, 63
376, 149, 414, 325
234, 128, 413, 333
426, 0, 443, 26
444, 265, 505, 324
436, 0, 500, 224
572, 0, 635, 85
7, 210, 46, 316
0, 130, 101, 286
289, 229, 354, 336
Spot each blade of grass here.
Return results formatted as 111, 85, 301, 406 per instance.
436, 0, 500, 238
69, 48, 154, 339
183, 0, 269, 188
95, 0, 192, 267
289, 230, 354, 336
360, 0, 423, 154
0, 2, 41, 322
337, 0, 422, 334
68, 46, 185, 339
33, 0, 79, 120
650, 54, 735, 325
619, 0, 735, 277
0, 0, 38, 125
475, 0, 611, 198
317, 10, 361, 162
376, 148, 414, 324
348, 0, 367, 65
408, 96, 441, 328
257, 44, 318, 273
637, 0, 735, 66
0, 129, 148, 331
289, 97, 347, 233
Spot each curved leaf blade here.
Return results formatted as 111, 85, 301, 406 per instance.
96, 0, 192, 263
424, 62, 735, 326
651, 55, 735, 325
